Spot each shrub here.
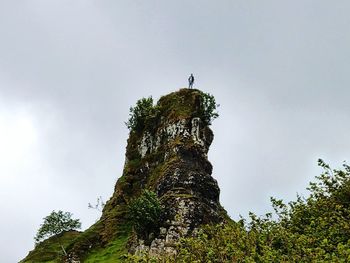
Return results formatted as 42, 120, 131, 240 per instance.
125, 97, 154, 132
199, 92, 219, 125
176, 159, 350, 261
128, 190, 163, 238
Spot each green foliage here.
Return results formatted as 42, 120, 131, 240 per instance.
175, 223, 263, 262
178, 159, 350, 262
35, 210, 81, 244
125, 97, 155, 131
83, 234, 129, 263
128, 190, 163, 238
199, 92, 219, 125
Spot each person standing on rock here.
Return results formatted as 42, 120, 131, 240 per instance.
188, 74, 194, 89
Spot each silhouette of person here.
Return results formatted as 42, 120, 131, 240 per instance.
188, 74, 194, 89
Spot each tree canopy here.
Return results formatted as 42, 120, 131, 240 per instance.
125, 97, 154, 131
35, 210, 81, 244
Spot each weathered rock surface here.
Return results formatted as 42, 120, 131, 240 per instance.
122, 89, 227, 256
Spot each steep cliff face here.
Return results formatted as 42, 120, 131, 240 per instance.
109, 88, 227, 256
22, 88, 228, 262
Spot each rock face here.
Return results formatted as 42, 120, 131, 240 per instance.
120, 89, 226, 256
21, 88, 227, 262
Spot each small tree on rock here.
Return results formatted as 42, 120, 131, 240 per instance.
125, 97, 154, 131
199, 92, 219, 125
35, 210, 81, 255
128, 190, 163, 239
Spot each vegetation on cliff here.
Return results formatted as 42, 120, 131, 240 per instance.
125, 89, 219, 133
128, 190, 163, 238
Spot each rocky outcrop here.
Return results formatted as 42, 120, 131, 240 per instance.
21, 88, 227, 262
85, 89, 226, 259
121, 89, 227, 257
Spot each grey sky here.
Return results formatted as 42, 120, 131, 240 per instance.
1, 1, 350, 261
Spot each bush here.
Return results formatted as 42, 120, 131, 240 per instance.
128, 190, 163, 238
199, 92, 219, 125
125, 97, 154, 132
182, 159, 350, 261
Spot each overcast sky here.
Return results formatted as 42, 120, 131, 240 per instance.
1, 1, 350, 262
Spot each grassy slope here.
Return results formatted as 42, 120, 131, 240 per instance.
83, 234, 129, 262
21, 231, 80, 263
